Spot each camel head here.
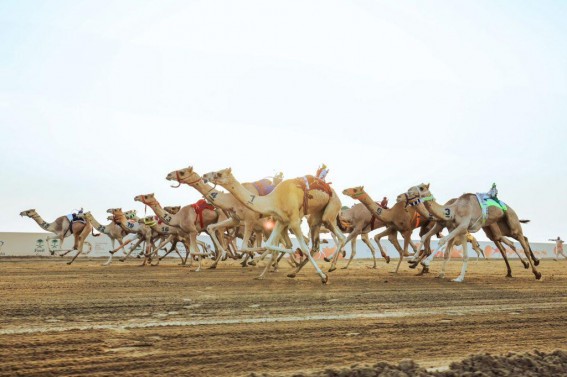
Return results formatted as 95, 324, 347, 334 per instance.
203, 167, 233, 186
76, 211, 89, 220
164, 206, 181, 214
166, 166, 199, 187
124, 209, 137, 220
406, 183, 432, 206
106, 208, 123, 215
342, 186, 366, 200
134, 193, 158, 207
273, 172, 284, 185
20, 209, 37, 218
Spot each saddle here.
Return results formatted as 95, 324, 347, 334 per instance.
475, 193, 507, 224
66, 214, 86, 235
191, 199, 216, 229
252, 179, 275, 196
294, 175, 333, 214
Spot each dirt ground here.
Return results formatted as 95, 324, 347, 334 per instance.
1, 256, 566, 377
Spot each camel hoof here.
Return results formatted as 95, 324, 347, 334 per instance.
328, 266, 337, 273
254, 276, 265, 280
436, 274, 445, 279
287, 273, 296, 278
341, 251, 346, 258
248, 261, 256, 266
408, 263, 418, 269
535, 271, 542, 280
522, 261, 529, 269
452, 277, 464, 283
66, 261, 72, 265
386, 256, 391, 264
240, 262, 247, 267
505, 274, 513, 278
323, 257, 331, 263
341, 267, 348, 270
119, 259, 125, 262
534, 259, 540, 266
321, 274, 328, 284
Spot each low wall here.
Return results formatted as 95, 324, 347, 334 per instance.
0, 232, 559, 260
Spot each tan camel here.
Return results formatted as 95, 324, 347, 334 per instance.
408, 198, 530, 277
341, 187, 427, 274
136, 214, 213, 265
330, 203, 391, 269
133, 193, 224, 271
77, 211, 131, 266
405, 183, 541, 282
20, 209, 94, 265
165, 166, 286, 268
107, 208, 156, 266
202, 168, 346, 283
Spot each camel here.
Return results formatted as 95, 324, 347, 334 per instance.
133, 193, 224, 271
331, 203, 392, 269
77, 211, 131, 266
202, 168, 346, 283
341, 187, 428, 274
408, 198, 530, 278
107, 208, 156, 266
405, 183, 541, 282
19, 209, 94, 265
136, 214, 213, 265
165, 166, 287, 268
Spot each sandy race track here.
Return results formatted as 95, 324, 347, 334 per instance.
1, 257, 566, 376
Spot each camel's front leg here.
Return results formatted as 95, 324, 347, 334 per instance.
329, 227, 359, 271
360, 233, 379, 268
343, 237, 358, 269
388, 231, 404, 273
207, 217, 239, 267
289, 221, 327, 283
452, 234, 469, 282
120, 237, 143, 262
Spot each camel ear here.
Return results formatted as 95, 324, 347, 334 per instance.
228, 167, 232, 173
361, 186, 364, 190
425, 183, 430, 189
188, 166, 193, 172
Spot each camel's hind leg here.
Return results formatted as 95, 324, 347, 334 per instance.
452, 234, 469, 282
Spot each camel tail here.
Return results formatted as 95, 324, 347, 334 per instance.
519, 219, 530, 224
91, 228, 101, 237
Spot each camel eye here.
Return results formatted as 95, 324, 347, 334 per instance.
419, 187, 423, 191
180, 171, 184, 176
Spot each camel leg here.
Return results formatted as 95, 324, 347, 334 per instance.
497, 234, 529, 269
374, 228, 394, 264
329, 227, 360, 271
255, 222, 286, 280
493, 240, 513, 277
388, 231, 405, 273
289, 221, 327, 283
208, 218, 239, 267
360, 233, 377, 268
120, 237, 144, 262
510, 233, 542, 280
343, 237, 358, 269
452, 233, 469, 282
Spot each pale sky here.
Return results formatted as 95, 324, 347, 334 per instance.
1, 0, 566, 241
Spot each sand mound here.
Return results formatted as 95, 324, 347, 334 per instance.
251, 350, 567, 377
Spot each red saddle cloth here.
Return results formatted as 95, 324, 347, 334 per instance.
294, 175, 333, 213
191, 199, 216, 229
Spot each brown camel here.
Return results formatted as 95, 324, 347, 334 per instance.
20, 209, 94, 264
327, 203, 391, 269
165, 167, 285, 268
405, 183, 541, 282
202, 168, 346, 283
341, 187, 427, 273
133, 193, 224, 271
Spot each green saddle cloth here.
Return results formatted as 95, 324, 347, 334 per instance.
485, 198, 507, 211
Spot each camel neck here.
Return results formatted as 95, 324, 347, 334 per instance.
355, 192, 393, 223
191, 180, 231, 209
221, 177, 272, 216
423, 199, 447, 221
31, 214, 52, 231
86, 214, 107, 233
147, 201, 177, 226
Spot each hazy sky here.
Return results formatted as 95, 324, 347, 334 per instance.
1, 0, 566, 241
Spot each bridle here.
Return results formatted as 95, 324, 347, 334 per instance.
170, 170, 203, 188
